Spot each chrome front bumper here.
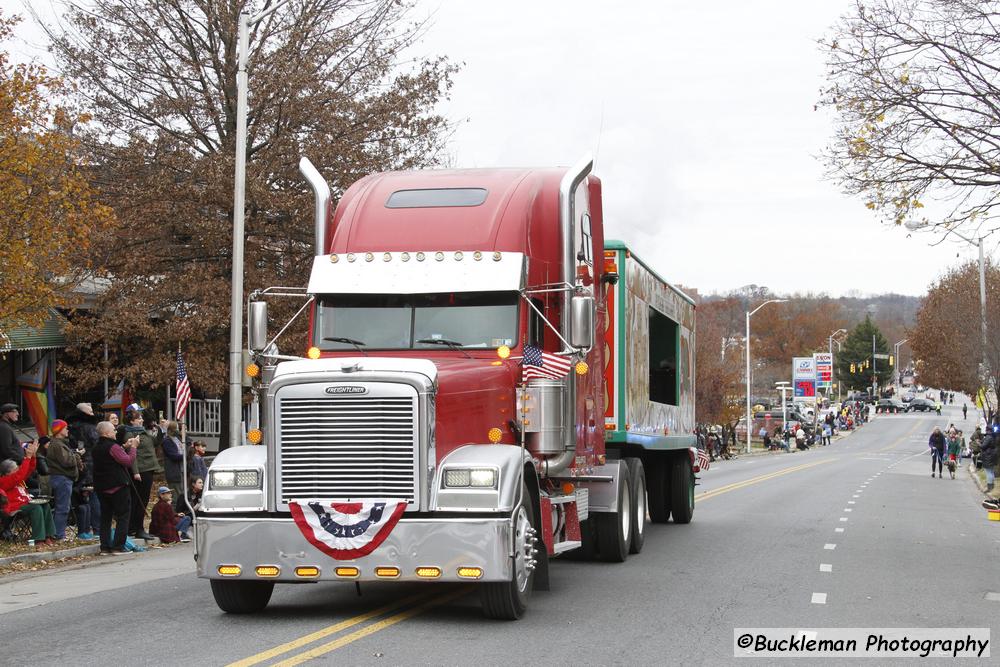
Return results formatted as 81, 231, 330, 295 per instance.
196, 515, 512, 583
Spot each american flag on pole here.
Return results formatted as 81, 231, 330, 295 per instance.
697, 447, 710, 472
521, 345, 572, 382
175, 348, 191, 421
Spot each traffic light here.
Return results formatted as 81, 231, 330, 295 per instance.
851, 363, 856, 373
889, 355, 894, 366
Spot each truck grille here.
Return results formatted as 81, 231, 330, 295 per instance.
277, 390, 418, 504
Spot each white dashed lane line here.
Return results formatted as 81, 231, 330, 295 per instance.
820, 564, 833, 572
812, 593, 828, 604
824, 543, 837, 550
835, 527, 844, 533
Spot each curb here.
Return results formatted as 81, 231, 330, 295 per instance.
0, 543, 101, 567
967, 463, 998, 499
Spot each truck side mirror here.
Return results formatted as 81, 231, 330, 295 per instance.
570, 295, 594, 350
248, 301, 268, 352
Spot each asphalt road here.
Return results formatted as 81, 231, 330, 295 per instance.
2, 403, 997, 665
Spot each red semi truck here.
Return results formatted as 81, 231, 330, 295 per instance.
198, 156, 698, 619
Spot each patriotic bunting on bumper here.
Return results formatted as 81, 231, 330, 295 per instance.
289, 500, 407, 560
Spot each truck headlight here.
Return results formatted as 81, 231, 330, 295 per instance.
210, 469, 261, 489
443, 467, 497, 489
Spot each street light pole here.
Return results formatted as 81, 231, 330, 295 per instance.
745, 299, 787, 453
894, 338, 908, 392
828, 328, 846, 406
228, 0, 293, 449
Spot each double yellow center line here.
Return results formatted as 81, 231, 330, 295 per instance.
227, 587, 470, 667
697, 458, 836, 502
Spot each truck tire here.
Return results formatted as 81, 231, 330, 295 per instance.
594, 471, 631, 563
625, 457, 646, 554
670, 457, 695, 524
647, 456, 672, 524
210, 579, 274, 614
481, 483, 536, 620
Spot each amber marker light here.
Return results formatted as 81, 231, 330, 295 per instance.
497, 345, 511, 359
255, 565, 280, 577
307, 346, 321, 359
247, 429, 263, 445
575, 360, 589, 375
245, 362, 260, 378
415, 567, 441, 578
217, 565, 241, 576
488, 427, 503, 443
457, 567, 483, 579
375, 567, 400, 578
561, 482, 575, 495
296, 566, 321, 578
334, 566, 359, 578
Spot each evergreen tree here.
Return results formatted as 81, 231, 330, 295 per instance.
836, 315, 892, 392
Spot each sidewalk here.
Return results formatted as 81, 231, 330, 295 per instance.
0, 542, 194, 615
735, 423, 858, 460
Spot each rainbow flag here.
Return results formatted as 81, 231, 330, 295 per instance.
20, 388, 51, 436
16, 355, 54, 436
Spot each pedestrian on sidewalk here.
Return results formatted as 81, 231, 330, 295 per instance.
963, 404, 968, 420
0, 442, 57, 547
162, 421, 185, 500
980, 426, 998, 494
45, 419, 82, 540
0, 403, 29, 464
121, 409, 161, 540
94, 421, 137, 554
68, 403, 101, 539
929, 427, 946, 478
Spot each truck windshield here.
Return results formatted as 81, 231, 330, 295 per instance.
314, 292, 518, 350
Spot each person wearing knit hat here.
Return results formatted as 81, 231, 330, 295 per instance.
46, 416, 83, 541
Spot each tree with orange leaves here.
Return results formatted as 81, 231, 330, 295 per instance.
0, 13, 113, 328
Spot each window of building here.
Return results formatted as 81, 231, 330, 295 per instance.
648, 306, 679, 405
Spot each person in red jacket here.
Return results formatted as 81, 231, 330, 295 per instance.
0, 441, 57, 546
148, 486, 180, 543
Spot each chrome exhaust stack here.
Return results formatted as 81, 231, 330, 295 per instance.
299, 157, 331, 255
544, 154, 594, 477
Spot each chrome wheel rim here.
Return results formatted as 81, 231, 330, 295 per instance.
635, 473, 646, 538
512, 505, 532, 593
620, 478, 631, 543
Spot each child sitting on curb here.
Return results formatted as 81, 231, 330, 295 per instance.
149, 486, 180, 543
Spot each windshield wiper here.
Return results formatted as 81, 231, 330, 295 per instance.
323, 336, 368, 356
416, 338, 472, 358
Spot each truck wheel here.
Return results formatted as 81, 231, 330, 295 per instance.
594, 470, 631, 563
647, 456, 672, 523
670, 457, 695, 524
481, 484, 536, 620
210, 579, 274, 614
625, 457, 646, 554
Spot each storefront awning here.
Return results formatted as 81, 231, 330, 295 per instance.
0, 309, 69, 352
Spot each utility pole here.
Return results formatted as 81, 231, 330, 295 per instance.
227, 0, 294, 449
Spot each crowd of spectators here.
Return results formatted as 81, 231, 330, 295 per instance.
0, 401, 208, 553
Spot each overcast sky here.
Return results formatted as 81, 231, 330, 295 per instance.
3, 0, 989, 298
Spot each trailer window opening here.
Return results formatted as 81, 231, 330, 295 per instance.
315, 292, 518, 350
648, 306, 679, 406
385, 188, 488, 208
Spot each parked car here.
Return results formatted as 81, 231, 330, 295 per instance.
876, 398, 906, 414
901, 391, 916, 403
907, 397, 937, 412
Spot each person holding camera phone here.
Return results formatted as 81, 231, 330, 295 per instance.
93, 421, 137, 554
